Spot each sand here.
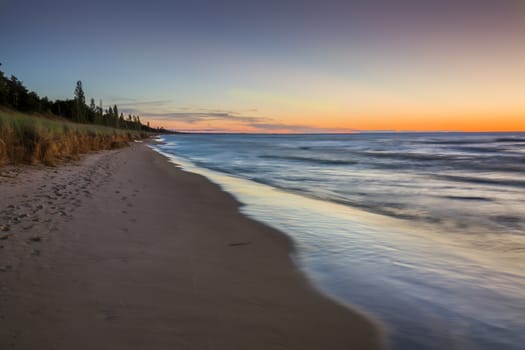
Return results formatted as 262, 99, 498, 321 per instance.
0, 142, 383, 349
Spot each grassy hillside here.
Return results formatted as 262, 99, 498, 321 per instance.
0, 109, 149, 166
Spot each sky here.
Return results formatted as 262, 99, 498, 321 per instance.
0, 0, 524, 132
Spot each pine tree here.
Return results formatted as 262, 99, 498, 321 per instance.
119, 112, 125, 128
0, 63, 7, 106
97, 99, 104, 125
7, 76, 25, 108
113, 104, 119, 128
89, 98, 97, 123
136, 116, 142, 130
73, 80, 86, 122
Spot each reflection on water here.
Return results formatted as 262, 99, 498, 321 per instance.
152, 134, 525, 350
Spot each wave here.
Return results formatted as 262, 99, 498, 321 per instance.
451, 146, 503, 153
416, 139, 495, 145
495, 138, 525, 143
415, 136, 525, 145
355, 150, 460, 162
259, 154, 358, 165
356, 153, 525, 173
444, 195, 493, 202
432, 174, 525, 188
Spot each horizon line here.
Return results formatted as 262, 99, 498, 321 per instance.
165, 130, 525, 135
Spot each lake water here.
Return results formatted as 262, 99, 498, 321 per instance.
153, 133, 525, 350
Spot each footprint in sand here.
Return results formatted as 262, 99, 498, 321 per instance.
99, 310, 118, 321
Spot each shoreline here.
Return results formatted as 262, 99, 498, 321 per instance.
0, 143, 383, 349
153, 134, 525, 350
150, 145, 387, 321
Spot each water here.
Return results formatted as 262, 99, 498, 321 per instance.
153, 133, 525, 350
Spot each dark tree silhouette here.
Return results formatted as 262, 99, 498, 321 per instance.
0, 64, 169, 133
0, 63, 6, 106
73, 80, 86, 122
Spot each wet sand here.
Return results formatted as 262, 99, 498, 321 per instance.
0, 142, 383, 349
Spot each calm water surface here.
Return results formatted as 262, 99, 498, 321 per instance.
154, 133, 525, 350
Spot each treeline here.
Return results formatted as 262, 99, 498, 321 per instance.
0, 64, 167, 133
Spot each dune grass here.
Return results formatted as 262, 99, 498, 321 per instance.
0, 109, 149, 166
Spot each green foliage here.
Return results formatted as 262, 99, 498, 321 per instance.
73, 80, 86, 123
0, 66, 5, 105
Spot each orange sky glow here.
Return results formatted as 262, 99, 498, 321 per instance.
4, 0, 524, 133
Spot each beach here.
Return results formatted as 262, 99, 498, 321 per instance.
0, 142, 382, 349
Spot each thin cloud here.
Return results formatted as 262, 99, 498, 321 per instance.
109, 99, 173, 107
119, 105, 354, 133
248, 122, 356, 133
120, 108, 271, 125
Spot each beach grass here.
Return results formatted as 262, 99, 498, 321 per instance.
0, 108, 149, 166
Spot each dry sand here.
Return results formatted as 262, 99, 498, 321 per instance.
0, 142, 383, 349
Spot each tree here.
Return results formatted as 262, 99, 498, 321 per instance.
136, 116, 142, 130
24, 91, 40, 112
0, 63, 7, 106
113, 104, 119, 128
7, 75, 27, 108
98, 99, 103, 116
119, 112, 125, 128
73, 80, 86, 122
40, 96, 52, 113
88, 98, 96, 123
